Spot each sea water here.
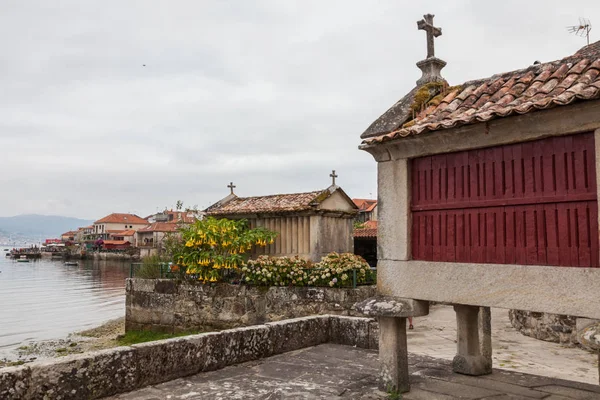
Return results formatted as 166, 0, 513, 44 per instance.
0, 254, 129, 355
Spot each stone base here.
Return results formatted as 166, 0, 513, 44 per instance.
452, 354, 492, 376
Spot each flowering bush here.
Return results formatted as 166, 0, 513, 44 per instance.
242, 256, 312, 286
175, 217, 277, 283
309, 252, 374, 288
241, 252, 374, 288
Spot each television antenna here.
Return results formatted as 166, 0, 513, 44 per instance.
567, 18, 592, 45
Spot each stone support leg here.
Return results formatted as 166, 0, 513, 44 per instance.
453, 305, 492, 376
378, 316, 410, 393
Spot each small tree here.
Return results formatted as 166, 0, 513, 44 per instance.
175, 217, 277, 282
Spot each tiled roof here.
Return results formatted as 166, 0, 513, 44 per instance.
352, 199, 377, 212
354, 220, 377, 238
61, 231, 76, 237
206, 190, 325, 215
138, 222, 179, 233
361, 41, 600, 146
102, 240, 131, 245
112, 230, 136, 236
94, 213, 148, 225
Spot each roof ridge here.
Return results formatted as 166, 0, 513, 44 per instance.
361, 43, 600, 146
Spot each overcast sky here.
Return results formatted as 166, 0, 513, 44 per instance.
1, 1, 598, 219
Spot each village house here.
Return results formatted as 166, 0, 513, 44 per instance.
92, 213, 149, 240
205, 174, 358, 262
60, 230, 76, 242
357, 14, 600, 393
352, 199, 378, 267
136, 222, 179, 258
146, 209, 199, 224
110, 230, 136, 245
352, 198, 377, 223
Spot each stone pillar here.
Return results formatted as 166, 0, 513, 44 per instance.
453, 305, 492, 376
379, 316, 410, 393
377, 159, 410, 262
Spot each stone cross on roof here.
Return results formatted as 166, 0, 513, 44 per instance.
330, 170, 338, 186
417, 14, 442, 59
227, 182, 236, 194
415, 13, 446, 86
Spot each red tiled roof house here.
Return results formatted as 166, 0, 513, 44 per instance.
205, 183, 358, 262
358, 14, 600, 393
136, 222, 180, 258
92, 213, 149, 240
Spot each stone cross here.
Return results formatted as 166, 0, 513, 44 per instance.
227, 182, 236, 194
330, 170, 338, 186
417, 14, 442, 58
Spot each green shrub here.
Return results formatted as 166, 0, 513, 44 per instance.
137, 254, 170, 279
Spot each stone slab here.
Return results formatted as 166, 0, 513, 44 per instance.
377, 260, 600, 319
355, 296, 429, 318
106, 344, 600, 399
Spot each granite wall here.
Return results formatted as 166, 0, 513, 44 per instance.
126, 279, 376, 333
509, 310, 577, 345
0, 315, 378, 400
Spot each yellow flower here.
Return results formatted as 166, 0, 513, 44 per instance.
210, 276, 217, 282
185, 240, 194, 247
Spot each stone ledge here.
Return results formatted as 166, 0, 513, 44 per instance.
0, 315, 374, 400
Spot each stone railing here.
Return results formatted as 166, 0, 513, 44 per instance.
126, 278, 376, 332
0, 315, 377, 400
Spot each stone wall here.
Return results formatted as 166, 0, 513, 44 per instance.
508, 310, 577, 345
0, 315, 378, 400
126, 278, 376, 333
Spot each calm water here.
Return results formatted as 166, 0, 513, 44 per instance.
0, 253, 129, 353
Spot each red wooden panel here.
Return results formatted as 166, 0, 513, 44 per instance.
536, 204, 547, 265
410, 132, 598, 268
591, 202, 600, 267
525, 206, 538, 265
576, 203, 591, 267
504, 208, 516, 264
446, 212, 456, 262
545, 204, 559, 266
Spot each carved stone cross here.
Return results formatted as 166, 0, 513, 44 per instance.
227, 181, 236, 194
330, 170, 338, 186
417, 14, 442, 58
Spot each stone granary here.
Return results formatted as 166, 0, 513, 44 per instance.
357, 13, 600, 393
205, 175, 358, 262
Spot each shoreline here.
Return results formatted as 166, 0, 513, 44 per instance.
0, 317, 125, 369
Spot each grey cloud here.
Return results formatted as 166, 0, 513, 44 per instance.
0, 0, 597, 218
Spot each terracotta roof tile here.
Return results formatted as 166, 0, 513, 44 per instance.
102, 240, 130, 245
112, 230, 136, 236
206, 191, 325, 215
361, 41, 600, 146
94, 213, 148, 225
352, 199, 377, 212
138, 222, 179, 233
354, 221, 378, 238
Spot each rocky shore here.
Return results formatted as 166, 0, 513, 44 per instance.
0, 318, 125, 368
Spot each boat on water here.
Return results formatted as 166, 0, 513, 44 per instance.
64, 261, 78, 266
17, 255, 30, 263
3, 249, 8, 251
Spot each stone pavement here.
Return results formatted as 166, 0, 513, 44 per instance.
107, 344, 600, 400
409, 306, 599, 385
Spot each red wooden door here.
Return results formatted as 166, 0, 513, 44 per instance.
410, 132, 599, 267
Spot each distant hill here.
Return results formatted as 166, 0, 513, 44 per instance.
0, 214, 94, 238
